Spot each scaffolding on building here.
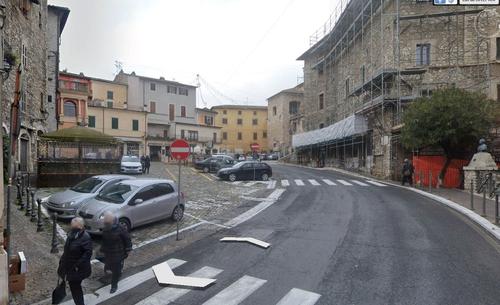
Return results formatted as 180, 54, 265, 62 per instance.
294, 0, 495, 178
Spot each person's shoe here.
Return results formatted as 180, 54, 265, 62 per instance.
110, 286, 117, 294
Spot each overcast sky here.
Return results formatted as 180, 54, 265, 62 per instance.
48, 0, 338, 107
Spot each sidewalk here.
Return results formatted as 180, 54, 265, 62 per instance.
5, 187, 63, 305
426, 187, 498, 224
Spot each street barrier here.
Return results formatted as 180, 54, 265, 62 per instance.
36, 198, 44, 232
30, 191, 37, 222
24, 185, 31, 217
50, 213, 59, 254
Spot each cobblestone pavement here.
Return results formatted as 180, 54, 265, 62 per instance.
15, 161, 276, 304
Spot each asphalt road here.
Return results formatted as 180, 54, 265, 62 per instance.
101, 163, 500, 305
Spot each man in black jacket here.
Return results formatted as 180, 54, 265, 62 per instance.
101, 212, 132, 293
58, 217, 93, 305
144, 155, 151, 174
402, 158, 415, 186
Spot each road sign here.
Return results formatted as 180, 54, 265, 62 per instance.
171, 139, 190, 160
250, 143, 260, 151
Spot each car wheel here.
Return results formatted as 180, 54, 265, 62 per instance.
172, 205, 184, 221
203, 167, 209, 173
229, 173, 237, 182
261, 173, 269, 181
119, 218, 131, 232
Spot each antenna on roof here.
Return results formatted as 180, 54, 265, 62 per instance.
114, 60, 123, 75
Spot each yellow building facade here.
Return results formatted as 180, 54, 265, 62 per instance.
88, 78, 147, 156
212, 105, 268, 154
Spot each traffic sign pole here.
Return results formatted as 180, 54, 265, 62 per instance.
176, 158, 181, 240
170, 139, 190, 241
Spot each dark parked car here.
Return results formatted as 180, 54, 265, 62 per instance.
217, 161, 272, 182
194, 156, 235, 173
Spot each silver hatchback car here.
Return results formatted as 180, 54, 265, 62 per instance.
76, 179, 185, 234
44, 175, 134, 219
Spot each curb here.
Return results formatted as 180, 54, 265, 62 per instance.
280, 162, 500, 242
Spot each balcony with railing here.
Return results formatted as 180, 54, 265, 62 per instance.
59, 80, 90, 95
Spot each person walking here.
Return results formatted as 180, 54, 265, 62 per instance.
57, 217, 92, 305
101, 212, 132, 294
402, 158, 414, 186
144, 155, 151, 174
140, 155, 146, 173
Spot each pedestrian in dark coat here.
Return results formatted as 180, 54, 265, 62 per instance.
140, 155, 146, 173
402, 158, 414, 186
57, 217, 93, 305
101, 212, 132, 293
144, 155, 151, 174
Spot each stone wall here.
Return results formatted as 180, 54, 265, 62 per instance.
298, 0, 500, 177
267, 88, 303, 155
2, 0, 49, 173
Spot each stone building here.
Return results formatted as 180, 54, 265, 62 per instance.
46, 5, 69, 132
1, 0, 49, 172
212, 105, 268, 154
267, 83, 303, 156
295, 0, 500, 179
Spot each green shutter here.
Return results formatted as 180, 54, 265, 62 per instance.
88, 116, 96, 128
112, 117, 119, 129
132, 119, 139, 131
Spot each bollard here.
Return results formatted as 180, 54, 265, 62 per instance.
25, 186, 31, 216
37, 198, 44, 232
428, 171, 432, 193
495, 195, 499, 225
50, 213, 59, 253
481, 189, 487, 217
30, 191, 37, 222
17, 179, 24, 210
470, 180, 475, 210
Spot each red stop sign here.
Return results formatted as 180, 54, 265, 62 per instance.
250, 143, 260, 151
171, 139, 190, 160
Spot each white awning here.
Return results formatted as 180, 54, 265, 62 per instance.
292, 115, 368, 148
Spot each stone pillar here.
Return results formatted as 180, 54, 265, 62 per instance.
463, 152, 498, 192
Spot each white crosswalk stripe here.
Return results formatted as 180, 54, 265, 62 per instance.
366, 180, 386, 186
135, 266, 223, 305
61, 258, 186, 305
322, 179, 337, 185
275, 288, 321, 305
281, 179, 290, 187
202, 275, 267, 305
337, 179, 353, 186
267, 180, 277, 189
308, 179, 320, 186
294, 179, 305, 186
351, 180, 369, 186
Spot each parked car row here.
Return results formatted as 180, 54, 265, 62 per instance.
194, 154, 274, 182
44, 176, 184, 234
